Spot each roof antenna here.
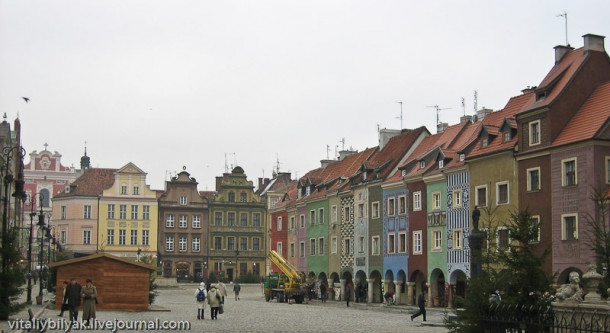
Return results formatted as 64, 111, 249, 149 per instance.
339, 137, 346, 150
426, 105, 452, 125
396, 101, 403, 130
473, 90, 478, 113
556, 11, 569, 46
326, 145, 330, 160
461, 97, 466, 116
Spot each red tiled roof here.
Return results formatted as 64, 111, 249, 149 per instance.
55, 168, 117, 197
553, 81, 610, 147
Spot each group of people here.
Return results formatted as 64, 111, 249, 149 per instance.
58, 277, 98, 327
194, 281, 234, 320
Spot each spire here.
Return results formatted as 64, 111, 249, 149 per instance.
80, 141, 90, 170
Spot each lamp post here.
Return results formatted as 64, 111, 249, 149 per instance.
235, 250, 239, 280
36, 203, 46, 303
25, 193, 43, 304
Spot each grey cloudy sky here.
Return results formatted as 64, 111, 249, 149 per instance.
1, 0, 609, 191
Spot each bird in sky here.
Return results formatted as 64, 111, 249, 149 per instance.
22, 97, 30, 103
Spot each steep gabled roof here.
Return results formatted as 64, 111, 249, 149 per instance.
54, 168, 117, 198
553, 81, 610, 147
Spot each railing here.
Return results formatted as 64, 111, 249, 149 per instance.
481, 303, 610, 332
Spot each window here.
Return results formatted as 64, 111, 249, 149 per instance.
529, 120, 540, 146
372, 202, 380, 218
562, 158, 577, 187
387, 234, 395, 254
253, 213, 261, 227
131, 230, 138, 245
318, 237, 324, 255
398, 195, 407, 214
240, 212, 248, 226
240, 237, 247, 251
459, 154, 465, 161
318, 208, 324, 224
120, 205, 127, 219
310, 239, 316, 256
60, 230, 66, 245
432, 192, 441, 210
372, 236, 380, 255
562, 214, 578, 240
527, 167, 540, 191
452, 190, 462, 208
475, 185, 487, 207
179, 196, 187, 205
107, 204, 114, 219
240, 192, 247, 202
214, 236, 222, 250
481, 137, 488, 148
290, 216, 295, 230
166, 236, 174, 251
299, 242, 305, 257
290, 242, 295, 258
503, 131, 511, 142
496, 182, 509, 205
166, 214, 175, 228
119, 229, 126, 245
343, 238, 351, 255
121, 185, 127, 195
358, 203, 365, 218
332, 205, 337, 223
84, 205, 91, 219
59, 205, 66, 219
179, 236, 187, 252
192, 215, 201, 228
228, 212, 235, 226
143, 206, 150, 220
439, 160, 444, 168
420, 161, 426, 169
227, 237, 235, 250
310, 210, 316, 225
331, 237, 337, 254
453, 229, 462, 250
276, 242, 282, 256
271, 198, 278, 207
606, 157, 610, 184
228, 192, 235, 202
398, 232, 407, 253
300, 215, 305, 228
142, 230, 149, 246
432, 229, 442, 252
179, 215, 187, 228
529, 216, 540, 244
388, 197, 395, 216
83, 230, 91, 245
215, 212, 222, 226
192, 237, 200, 252
277, 217, 283, 231
358, 236, 365, 253
413, 231, 422, 255
107, 229, 114, 245
344, 207, 351, 220
413, 192, 422, 211
497, 227, 509, 251
133, 185, 139, 195
131, 205, 138, 220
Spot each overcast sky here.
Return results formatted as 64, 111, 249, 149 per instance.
1, 1, 609, 191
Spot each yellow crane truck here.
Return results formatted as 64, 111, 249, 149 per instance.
264, 250, 306, 303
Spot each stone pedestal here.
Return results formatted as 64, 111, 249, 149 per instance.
367, 278, 374, 304
339, 279, 346, 301
394, 280, 402, 304
469, 230, 485, 277
406, 282, 415, 305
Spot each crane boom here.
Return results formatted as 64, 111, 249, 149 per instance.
268, 250, 302, 282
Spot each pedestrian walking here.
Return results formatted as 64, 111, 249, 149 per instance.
320, 281, 327, 303
345, 282, 352, 307
207, 284, 221, 320
217, 281, 227, 304
194, 282, 207, 319
64, 277, 82, 323
58, 281, 69, 317
233, 282, 241, 301
411, 291, 427, 322
32, 270, 38, 285
81, 279, 97, 327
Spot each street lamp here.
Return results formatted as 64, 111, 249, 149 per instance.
235, 250, 239, 279
36, 203, 46, 303
24, 193, 44, 304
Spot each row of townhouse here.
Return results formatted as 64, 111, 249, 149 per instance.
267, 34, 610, 307
50, 162, 266, 283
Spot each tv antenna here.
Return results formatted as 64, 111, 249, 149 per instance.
556, 11, 568, 46
396, 101, 403, 129
473, 90, 478, 113
426, 105, 452, 125
326, 145, 331, 160
461, 97, 466, 116
339, 137, 346, 150
224, 152, 236, 173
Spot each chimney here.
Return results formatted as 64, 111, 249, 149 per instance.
583, 34, 605, 54
476, 108, 493, 121
460, 115, 473, 123
216, 176, 223, 192
320, 159, 334, 168
521, 86, 536, 94
379, 128, 401, 150
554, 45, 574, 64
437, 122, 448, 133
338, 150, 356, 161
258, 178, 264, 191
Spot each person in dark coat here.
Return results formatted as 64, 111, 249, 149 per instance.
81, 278, 97, 326
233, 282, 241, 301
58, 281, 69, 317
64, 277, 82, 323
345, 282, 352, 307
320, 281, 327, 303
411, 291, 427, 321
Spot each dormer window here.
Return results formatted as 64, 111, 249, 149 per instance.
306, 186, 311, 196
439, 160, 444, 169
481, 137, 489, 148
401, 169, 407, 177
536, 91, 546, 101
179, 196, 187, 205
503, 132, 511, 142
459, 154, 465, 161
228, 192, 235, 202
363, 171, 367, 179
529, 120, 541, 146
419, 161, 426, 169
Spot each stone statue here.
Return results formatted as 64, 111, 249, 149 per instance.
471, 206, 480, 231
555, 271, 584, 303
